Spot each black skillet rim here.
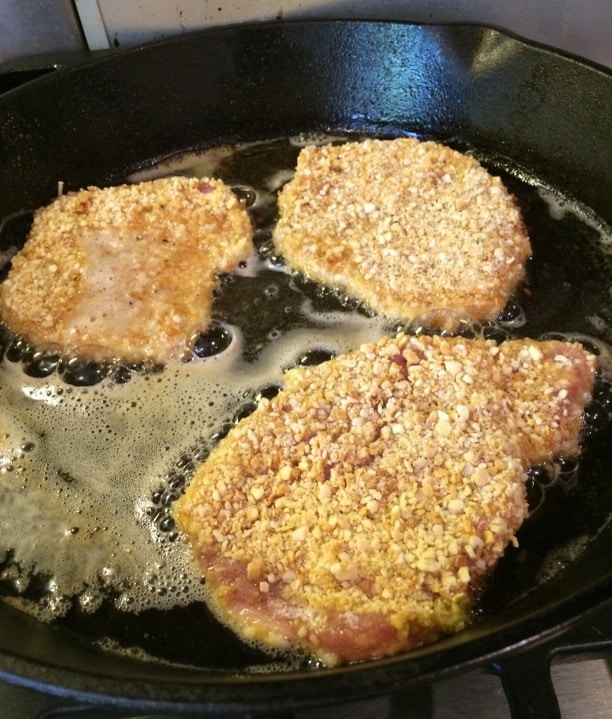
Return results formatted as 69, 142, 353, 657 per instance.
0, 18, 610, 712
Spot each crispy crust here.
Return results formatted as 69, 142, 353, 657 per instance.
174, 335, 595, 663
0, 177, 252, 362
273, 138, 531, 326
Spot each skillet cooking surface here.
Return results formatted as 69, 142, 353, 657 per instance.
0, 20, 610, 711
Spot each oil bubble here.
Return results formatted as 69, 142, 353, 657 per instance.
192, 322, 232, 358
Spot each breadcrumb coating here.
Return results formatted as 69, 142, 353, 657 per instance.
174, 334, 595, 664
273, 138, 531, 327
0, 177, 252, 362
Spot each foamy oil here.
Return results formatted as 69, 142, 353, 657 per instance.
0, 135, 610, 670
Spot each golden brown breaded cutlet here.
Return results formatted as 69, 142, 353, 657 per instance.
174, 334, 595, 665
273, 138, 531, 327
0, 177, 252, 363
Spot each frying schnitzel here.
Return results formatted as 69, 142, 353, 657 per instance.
174, 334, 595, 664
274, 138, 531, 328
0, 176, 252, 362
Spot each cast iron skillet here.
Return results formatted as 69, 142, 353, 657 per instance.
0, 20, 610, 717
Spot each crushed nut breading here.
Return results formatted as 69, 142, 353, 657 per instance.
273, 138, 531, 327
174, 334, 595, 664
0, 177, 252, 362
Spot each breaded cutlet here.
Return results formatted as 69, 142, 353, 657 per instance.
174, 334, 595, 665
0, 176, 252, 363
273, 138, 531, 327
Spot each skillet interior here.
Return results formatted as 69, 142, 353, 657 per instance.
0, 20, 610, 711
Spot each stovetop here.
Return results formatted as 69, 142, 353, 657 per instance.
0, 604, 609, 718
0, 654, 609, 718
